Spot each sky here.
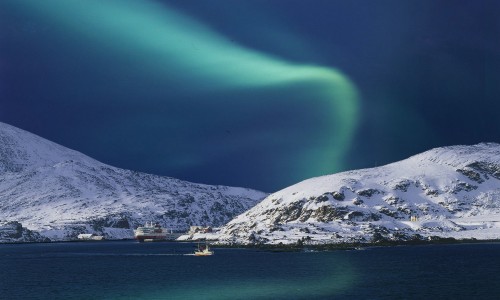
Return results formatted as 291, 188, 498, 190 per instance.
1, 0, 499, 192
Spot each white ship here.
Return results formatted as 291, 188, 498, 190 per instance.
134, 222, 175, 242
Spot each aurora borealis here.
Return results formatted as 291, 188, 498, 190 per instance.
1, 0, 499, 191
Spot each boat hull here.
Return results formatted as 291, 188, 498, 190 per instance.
194, 251, 214, 256
135, 235, 167, 242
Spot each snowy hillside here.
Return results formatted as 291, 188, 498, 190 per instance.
0, 122, 267, 242
216, 143, 500, 245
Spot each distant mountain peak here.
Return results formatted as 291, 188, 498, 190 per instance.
0, 121, 98, 172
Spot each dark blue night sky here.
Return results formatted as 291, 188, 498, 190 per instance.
1, 0, 499, 192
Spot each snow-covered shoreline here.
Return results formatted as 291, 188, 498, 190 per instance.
212, 143, 500, 245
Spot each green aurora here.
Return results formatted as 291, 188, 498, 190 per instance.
5, 0, 360, 190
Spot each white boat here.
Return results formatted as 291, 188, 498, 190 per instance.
194, 243, 214, 256
134, 222, 171, 242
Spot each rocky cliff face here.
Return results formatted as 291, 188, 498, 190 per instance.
0, 221, 49, 243
217, 143, 500, 245
0, 122, 266, 242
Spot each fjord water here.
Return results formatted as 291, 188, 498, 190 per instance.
1, 241, 499, 299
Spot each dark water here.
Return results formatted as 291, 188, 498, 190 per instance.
1, 241, 499, 300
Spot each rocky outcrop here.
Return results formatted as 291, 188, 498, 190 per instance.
216, 143, 500, 245
0, 221, 49, 243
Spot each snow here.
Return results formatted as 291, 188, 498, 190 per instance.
2, 120, 500, 245
0, 122, 267, 242
210, 143, 500, 245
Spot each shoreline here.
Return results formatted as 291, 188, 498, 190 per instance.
210, 237, 500, 252
3, 237, 499, 251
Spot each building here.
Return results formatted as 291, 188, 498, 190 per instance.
77, 233, 104, 241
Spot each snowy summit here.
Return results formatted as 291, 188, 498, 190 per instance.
0, 122, 266, 242
217, 143, 500, 245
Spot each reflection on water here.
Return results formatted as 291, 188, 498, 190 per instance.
130, 255, 357, 300
1, 241, 500, 300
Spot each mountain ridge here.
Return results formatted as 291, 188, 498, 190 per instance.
0, 122, 267, 242
214, 143, 500, 245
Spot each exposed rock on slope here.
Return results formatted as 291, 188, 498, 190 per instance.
0, 221, 48, 243
0, 122, 266, 242
217, 143, 500, 245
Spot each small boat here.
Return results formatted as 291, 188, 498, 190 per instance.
194, 243, 214, 256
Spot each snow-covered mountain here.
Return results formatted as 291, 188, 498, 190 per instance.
0, 122, 266, 242
217, 143, 500, 245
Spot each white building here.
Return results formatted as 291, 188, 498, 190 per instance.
77, 233, 104, 240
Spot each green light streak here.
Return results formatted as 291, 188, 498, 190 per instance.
12, 0, 359, 175
102, 255, 357, 300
